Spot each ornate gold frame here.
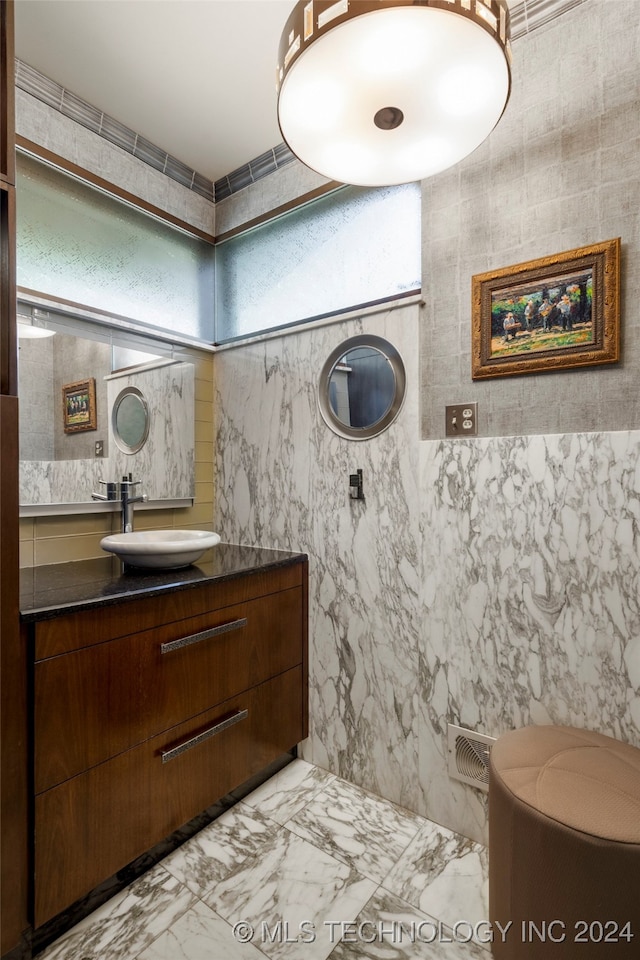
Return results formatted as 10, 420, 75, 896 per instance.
471, 238, 620, 380
62, 377, 96, 433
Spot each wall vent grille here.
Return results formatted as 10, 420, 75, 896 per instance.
447, 725, 496, 793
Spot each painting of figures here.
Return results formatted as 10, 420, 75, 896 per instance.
472, 239, 620, 379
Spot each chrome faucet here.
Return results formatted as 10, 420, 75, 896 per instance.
92, 477, 147, 532
119, 479, 146, 532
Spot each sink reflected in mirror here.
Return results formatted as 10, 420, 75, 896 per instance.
100, 530, 221, 570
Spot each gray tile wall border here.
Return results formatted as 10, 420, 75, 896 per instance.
13, 0, 584, 204
510, 0, 587, 38
14, 59, 296, 203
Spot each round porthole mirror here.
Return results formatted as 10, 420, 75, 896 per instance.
112, 386, 150, 454
318, 335, 406, 440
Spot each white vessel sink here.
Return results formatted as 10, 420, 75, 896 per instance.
100, 530, 221, 569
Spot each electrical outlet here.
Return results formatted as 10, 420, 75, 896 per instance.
445, 402, 478, 437
95, 440, 104, 457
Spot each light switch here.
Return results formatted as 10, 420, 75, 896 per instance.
445, 402, 478, 437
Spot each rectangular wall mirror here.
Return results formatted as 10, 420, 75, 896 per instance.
18, 297, 197, 513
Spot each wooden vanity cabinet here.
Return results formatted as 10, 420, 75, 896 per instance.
30, 561, 308, 927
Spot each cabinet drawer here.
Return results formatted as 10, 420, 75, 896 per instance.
34, 666, 303, 927
35, 586, 303, 793
33, 564, 303, 659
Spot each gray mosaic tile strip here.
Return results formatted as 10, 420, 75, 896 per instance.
14, 58, 294, 204
510, 0, 587, 40
14, 58, 214, 202
273, 142, 294, 165
214, 179, 234, 203
192, 171, 215, 201
59, 88, 103, 132
15, 59, 62, 109
99, 113, 138, 154
132, 133, 169, 171
213, 146, 295, 202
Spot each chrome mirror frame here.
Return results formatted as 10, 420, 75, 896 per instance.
111, 386, 150, 455
318, 334, 406, 440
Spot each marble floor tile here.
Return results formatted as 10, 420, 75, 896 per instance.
39, 764, 489, 960
381, 819, 489, 931
39, 864, 197, 960
285, 776, 422, 884
204, 826, 378, 960
242, 758, 336, 825
161, 801, 276, 898
328, 888, 490, 960
135, 900, 265, 960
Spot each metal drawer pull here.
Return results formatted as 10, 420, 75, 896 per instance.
160, 709, 248, 763
160, 617, 247, 654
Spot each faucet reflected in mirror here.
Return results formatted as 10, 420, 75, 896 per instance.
91, 478, 147, 532
20, 351, 196, 511
17, 296, 198, 511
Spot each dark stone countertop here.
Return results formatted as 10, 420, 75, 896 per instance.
20, 543, 307, 622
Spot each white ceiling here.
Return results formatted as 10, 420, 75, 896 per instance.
14, 0, 296, 184
14, 0, 526, 187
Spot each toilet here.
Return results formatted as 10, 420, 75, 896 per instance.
489, 724, 640, 958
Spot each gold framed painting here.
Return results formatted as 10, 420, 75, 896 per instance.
471, 238, 620, 380
62, 378, 97, 433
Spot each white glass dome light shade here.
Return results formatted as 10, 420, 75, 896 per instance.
277, 1, 512, 187
17, 319, 55, 339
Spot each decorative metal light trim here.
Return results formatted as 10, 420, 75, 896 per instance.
278, 0, 511, 82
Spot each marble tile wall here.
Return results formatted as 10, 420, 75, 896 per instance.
16, 0, 640, 849
106, 361, 195, 502
419, 430, 640, 841
213, 0, 640, 846
214, 304, 422, 813
214, 310, 640, 843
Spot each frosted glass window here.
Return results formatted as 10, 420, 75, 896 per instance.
16, 152, 215, 342
215, 182, 421, 342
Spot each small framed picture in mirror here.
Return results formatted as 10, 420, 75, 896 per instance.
62, 378, 97, 434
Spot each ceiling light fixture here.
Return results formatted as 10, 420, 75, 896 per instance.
17, 317, 55, 339
276, 0, 512, 186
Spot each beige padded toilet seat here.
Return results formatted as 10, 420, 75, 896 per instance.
489, 725, 640, 958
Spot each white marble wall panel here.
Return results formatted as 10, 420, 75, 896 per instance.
213, 305, 422, 811
20, 456, 106, 505
215, 316, 640, 846
210, 0, 640, 847
420, 430, 640, 843
106, 361, 195, 501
